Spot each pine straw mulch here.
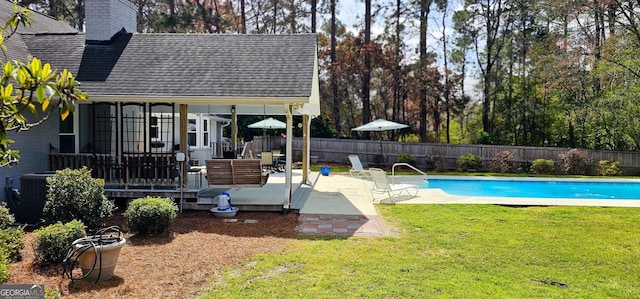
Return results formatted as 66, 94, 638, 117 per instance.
8, 210, 300, 298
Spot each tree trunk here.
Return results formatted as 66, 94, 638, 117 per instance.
241, 0, 247, 33
362, 0, 371, 139
419, 0, 432, 142
311, 0, 316, 33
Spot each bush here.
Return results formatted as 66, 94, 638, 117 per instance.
43, 167, 115, 229
0, 226, 24, 262
597, 160, 622, 176
125, 197, 178, 236
33, 220, 86, 264
0, 249, 8, 283
488, 151, 515, 173
532, 159, 555, 174
396, 152, 417, 166
457, 153, 483, 171
0, 204, 24, 262
558, 149, 590, 175
0, 203, 15, 229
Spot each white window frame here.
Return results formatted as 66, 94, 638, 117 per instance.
202, 118, 210, 149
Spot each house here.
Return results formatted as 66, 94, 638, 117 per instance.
1, 0, 319, 212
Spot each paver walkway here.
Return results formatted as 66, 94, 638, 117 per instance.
297, 213, 393, 237
295, 173, 395, 237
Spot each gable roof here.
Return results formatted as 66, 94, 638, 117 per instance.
23, 33, 317, 102
0, 0, 77, 62
0, 0, 77, 35
1, 0, 319, 113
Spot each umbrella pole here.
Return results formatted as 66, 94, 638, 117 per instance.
379, 135, 384, 166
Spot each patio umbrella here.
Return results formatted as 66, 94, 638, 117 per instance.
247, 117, 286, 129
352, 119, 408, 132
352, 119, 409, 158
248, 117, 286, 151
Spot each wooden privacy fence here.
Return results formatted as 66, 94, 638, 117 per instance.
254, 136, 640, 174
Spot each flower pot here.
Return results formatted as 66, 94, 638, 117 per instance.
75, 237, 126, 281
64, 226, 126, 283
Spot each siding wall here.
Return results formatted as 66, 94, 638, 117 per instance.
0, 112, 59, 202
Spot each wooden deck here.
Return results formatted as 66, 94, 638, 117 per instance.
106, 170, 319, 212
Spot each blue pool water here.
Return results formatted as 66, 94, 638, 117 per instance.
419, 177, 640, 200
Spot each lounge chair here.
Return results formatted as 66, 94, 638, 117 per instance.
368, 168, 419, 203
348, 155, 371, 177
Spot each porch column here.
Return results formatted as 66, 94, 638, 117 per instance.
231, 105, 237, 155
284, 105, 294, 210
180, 104, 189, 187
302, 114, 310, 184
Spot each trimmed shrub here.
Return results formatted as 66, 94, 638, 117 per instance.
0, 249, 9, 283
457, 153, 483, 171
397, 152, 417, 166
43, 167, 115, 229
558, 149, 590, 175
33, 220, 86, 264
597, 160, 622, 176
0, 204, 24, 262
488, 151, 515, 173
0, 226, 24, 262
0, 203, 15, 229
125, 196, 178, 237
532, 159, 555, 174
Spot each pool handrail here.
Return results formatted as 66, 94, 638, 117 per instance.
391, 163, 428, 184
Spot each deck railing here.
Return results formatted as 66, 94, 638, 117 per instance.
49, 153, 178, 189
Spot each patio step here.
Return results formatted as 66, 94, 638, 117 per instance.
196, 187, 230, 204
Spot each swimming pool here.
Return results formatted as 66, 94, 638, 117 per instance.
416, 176, 640, 200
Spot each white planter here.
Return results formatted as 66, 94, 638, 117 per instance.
76, 237, 126, 282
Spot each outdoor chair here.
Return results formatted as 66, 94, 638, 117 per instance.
240, 141, 253, 159
348, 155, 371, 177
368, 168, 419, 203
272, 150, 285, 171
260, 151, 274, 172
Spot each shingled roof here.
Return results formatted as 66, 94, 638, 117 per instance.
23, 32, 317, 101
1, 0, 318, 110
0, 0, 77, 62
0, 0, 77, 35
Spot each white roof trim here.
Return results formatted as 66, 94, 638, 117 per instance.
86, 95, 310, 106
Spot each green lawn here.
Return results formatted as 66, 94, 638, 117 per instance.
202, 205, 640, 298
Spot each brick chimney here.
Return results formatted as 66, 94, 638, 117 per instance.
85, 0, 137, 42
